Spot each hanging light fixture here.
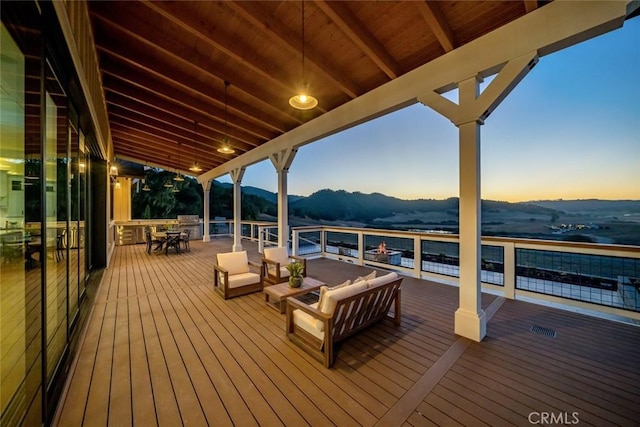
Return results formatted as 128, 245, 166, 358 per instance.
171, 184, 180, 193
164, 179, 173, 188
189, 120, 203, 172
142, 179, 151, 192
289, 1, 318, 110
217, 80, 235, 154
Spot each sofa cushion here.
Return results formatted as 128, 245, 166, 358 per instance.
316, 281, 368, 332
320, 280, 368, 314
317, 280, 351, 311
367, 272, 398, 288
292, 302, 324, 341
217, 251, 250, 275
264, 246, 290, 265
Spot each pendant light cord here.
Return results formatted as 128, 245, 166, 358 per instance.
224, 81, 230, 141
301, 1, 306, 83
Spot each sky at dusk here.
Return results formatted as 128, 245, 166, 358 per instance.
220, 17, 639, 203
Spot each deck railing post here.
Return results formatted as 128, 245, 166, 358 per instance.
357, 231, 364, 266
258, 226, 265, 254
503, 241, 516, 299
292, 229, 299, 256
413, 236, 422, 278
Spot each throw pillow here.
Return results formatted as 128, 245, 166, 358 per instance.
317, 280, 351, 313
354, 270, 377, 284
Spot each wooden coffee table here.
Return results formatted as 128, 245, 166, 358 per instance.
263, 277, 324, 313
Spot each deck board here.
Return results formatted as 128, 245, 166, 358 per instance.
54, 238, 640, 426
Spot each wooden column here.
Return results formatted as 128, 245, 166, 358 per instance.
419, 52, 538, 341
269, 148, 297, 248
230, 168, 245, 251
202, 180, 211, 242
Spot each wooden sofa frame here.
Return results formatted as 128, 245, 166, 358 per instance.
286, 277, 402, 368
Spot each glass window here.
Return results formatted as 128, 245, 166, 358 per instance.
0, 15, 43, 425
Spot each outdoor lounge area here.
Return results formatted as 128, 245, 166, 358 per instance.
3, 2, 639, 425
54, 238, 640, 426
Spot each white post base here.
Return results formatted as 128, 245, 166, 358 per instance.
454, 308, 487, 342
232, 243, 243, 252
203, 234, 211, 242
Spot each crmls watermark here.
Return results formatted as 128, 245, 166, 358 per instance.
528, 412, 580, 425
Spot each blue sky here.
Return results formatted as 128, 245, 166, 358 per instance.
221, 17, 639, 202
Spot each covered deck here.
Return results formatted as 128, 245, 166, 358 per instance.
54, 238, 640, 426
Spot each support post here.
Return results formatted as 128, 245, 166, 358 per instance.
202, 180, 211, 242
230, 168, 245, 252
455, 108, 486, 341
418, 54, 537, 342
269, 148, 297, 248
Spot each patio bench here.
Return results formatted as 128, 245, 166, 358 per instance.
286, 272, 402, 367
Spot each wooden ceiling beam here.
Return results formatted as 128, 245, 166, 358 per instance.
229, 1, 362, 99
101, 72, 275, 142
91, 11, 307, 125
96, 48, 289, 134
105, 94, 261, 149
108, 107, 254, 153
109, 116, 245, 159
110, 129, 225, 171
139, 1, 299, 99
315, 0, 402, 80
111, 145, 186, 173
417, 1, 456, 53
110, 127, 223, 163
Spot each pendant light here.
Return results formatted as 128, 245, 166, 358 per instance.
142, 179, 151, 192
289, 1, 318, 110
217, 80, 235, 154
189, 120, 203, 172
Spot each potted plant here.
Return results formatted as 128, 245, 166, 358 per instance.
286, 261, 305, 288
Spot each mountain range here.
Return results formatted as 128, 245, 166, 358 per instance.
218, 181, 639, 223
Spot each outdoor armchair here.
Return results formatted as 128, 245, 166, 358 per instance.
261, 246, 307, 286
214, 250, 263, 299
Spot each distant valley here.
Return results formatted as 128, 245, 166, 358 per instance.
217, 182, 640, 246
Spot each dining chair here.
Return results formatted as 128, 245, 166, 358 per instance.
145, 230, 163, 254
181, 228, 191, 252
164, 231, 181, 255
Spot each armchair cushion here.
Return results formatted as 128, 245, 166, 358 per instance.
217, 251, 250, 275
264, 247, 290, 265
268, 266, 290, 279
227, 272, 262, 289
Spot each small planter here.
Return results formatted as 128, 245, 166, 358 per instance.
286, 261, 305, 288
289, 275, 303, 288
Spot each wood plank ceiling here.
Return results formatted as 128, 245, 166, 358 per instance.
89, 0, 546, 176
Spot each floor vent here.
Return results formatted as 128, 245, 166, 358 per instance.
530, 325, 557, 338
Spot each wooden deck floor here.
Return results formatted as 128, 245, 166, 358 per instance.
54, 238, 640, 426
